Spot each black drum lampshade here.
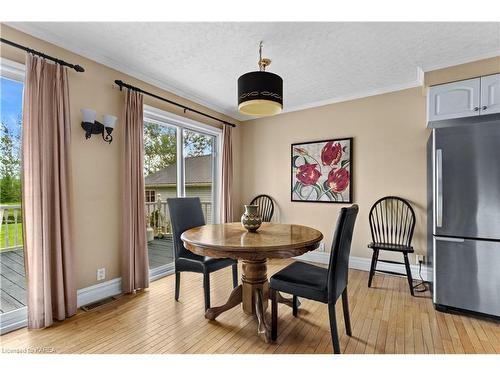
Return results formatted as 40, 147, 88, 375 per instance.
237, 42, 283, 117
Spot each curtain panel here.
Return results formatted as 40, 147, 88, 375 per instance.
121, 89, 149, 293
22, 54, 76, 329
220, 124, 233, 223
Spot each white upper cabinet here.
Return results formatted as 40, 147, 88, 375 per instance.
480, 73, 500, 115
428, 78, 480, 122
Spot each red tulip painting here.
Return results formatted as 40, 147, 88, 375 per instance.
321, 141, 342, 166
296, 163, 322, 186
326, 168, 350, 193
291, 138, 352, 203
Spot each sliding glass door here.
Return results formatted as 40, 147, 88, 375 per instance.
183, 129, 216, 224
143, 106, 220, 278
1, 59, 27, 334
143, 120, 178, 272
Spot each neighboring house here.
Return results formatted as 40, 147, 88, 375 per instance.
145, 154, 213, 222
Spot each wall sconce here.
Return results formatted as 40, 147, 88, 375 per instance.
81, 109, 117, 144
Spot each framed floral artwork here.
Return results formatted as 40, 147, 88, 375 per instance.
291, 138, 353, 203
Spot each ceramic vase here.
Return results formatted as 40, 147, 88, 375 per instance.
241, 205, 262, 232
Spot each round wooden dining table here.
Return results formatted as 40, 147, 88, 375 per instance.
181, 222, 323, 341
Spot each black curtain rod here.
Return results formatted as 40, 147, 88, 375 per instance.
0, 37, 85, 73
114, 79, 236, 128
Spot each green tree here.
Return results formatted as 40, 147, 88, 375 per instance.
143, 122, 214, 176
0, 121, 21, 203
183, 130, 213, 157
143, 121, 177, 175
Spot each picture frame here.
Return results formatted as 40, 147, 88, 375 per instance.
291, 137, 353, 203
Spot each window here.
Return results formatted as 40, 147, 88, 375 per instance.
1, 58, 27, 334
145, 190, 156, 203
143, 105, 221, 278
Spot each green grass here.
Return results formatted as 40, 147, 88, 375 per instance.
0, 222, 23, 250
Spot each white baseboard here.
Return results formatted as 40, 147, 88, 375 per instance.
76, 264, 176, 308
1, 266, 175, 336
76, 277, 123, 308
295, 250, 430, 281
294, 250, 331, 264
2, 252, 428, 336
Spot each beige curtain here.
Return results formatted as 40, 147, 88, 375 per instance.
121, 89, 149, 293
22, 54, 76, 329
220, 124, 233, 223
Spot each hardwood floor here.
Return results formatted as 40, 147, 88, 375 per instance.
1, 259, 499, 354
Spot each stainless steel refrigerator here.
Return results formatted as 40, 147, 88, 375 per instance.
427, 119, 500, 318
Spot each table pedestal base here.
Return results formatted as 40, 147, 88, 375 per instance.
204, 259, 298, 342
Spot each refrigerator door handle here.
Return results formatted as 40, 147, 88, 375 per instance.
435, 236, 465, 242
436, 149, 443, 228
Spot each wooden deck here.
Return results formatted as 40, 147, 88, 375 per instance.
148, 237, 174, 269
0, 249, 26, 313
0, 238, 174, 314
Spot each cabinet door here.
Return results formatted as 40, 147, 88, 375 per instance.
428, 78, 480, 121
480, 73, 500, 115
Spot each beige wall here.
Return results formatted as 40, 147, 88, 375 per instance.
238, 88, 429, 261
2, 22, 497, 286
238, 56, 500, 262
0, 24, 241, 289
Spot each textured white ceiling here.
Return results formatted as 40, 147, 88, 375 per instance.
7, 22, 500, 121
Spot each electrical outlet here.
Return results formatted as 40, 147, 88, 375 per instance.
97, 268, 106, 281
415, 255, 425, 265
318, 242, 325, 252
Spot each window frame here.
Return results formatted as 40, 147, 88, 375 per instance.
143, 105, 222, 225
0, 57, 27, 335
0, 57, 25, 82
145, 190, 156, 203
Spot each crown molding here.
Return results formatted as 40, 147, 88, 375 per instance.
7, 22, 500, 123
281, 66, 425, 115
5, 22, 242, 122
420, 50, 500, 73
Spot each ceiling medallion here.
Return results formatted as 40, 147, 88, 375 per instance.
237, 41, 283, 117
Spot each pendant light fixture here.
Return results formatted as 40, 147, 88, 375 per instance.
238, 41, 283, 117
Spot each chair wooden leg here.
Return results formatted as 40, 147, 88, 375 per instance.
271, 288, 278, 341
175, 271, 180, 301
328, 302, 341, 354
292, 295, 298, 317
368, 249, 379, 287
203, 272, 211, 310
232, 263, 238, 288
341, 289, 352, 336
403, 253, 414, 296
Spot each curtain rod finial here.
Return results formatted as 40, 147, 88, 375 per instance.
114, 80, 124, 91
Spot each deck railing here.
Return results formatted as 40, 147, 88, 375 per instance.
0, 201, 212, 250
1, 204, 23, 251
145, 199, 212, 236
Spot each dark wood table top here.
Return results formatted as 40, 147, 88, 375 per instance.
181, 222, 323, 260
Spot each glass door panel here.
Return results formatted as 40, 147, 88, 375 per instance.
183, 129, 215, 224
143, 120, 177, 270
0, 76, 26, 315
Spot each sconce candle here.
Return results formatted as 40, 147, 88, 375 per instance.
81, 109, 118, 144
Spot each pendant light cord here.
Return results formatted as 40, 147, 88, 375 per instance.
259, 41, 264, 71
